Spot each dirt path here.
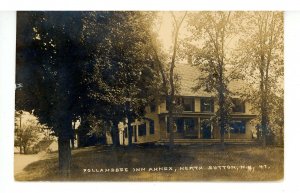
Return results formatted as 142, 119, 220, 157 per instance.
14, 152, 47, 174
14, 147, 93, 174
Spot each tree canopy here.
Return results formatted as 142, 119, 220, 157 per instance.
15, 11, 284, 175
235, 12, 284, 145
187, 12, 244, 149
16, 11, 161, 174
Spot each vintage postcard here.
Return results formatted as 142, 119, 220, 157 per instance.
14, 11, 283, 181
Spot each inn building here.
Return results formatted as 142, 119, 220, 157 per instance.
119, 63, 257, 145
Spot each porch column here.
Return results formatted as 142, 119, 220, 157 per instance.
165, 116, 168, 138
197, 117, 201, 139
136, 121, 139, 142
125, 127, 128, 145
211, 123, 213, 139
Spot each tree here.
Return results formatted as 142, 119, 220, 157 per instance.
77, 115, 111, 147
187, 12, 243, 149
16, 12, 89, 176
236, 12, 284, 146
267, 92, 284, 145
14, 111, 42, 154
81, 12, 160, 147
149, 12, 187, 149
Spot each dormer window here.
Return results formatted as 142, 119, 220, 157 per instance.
232, 98, 245, 113
200, 97, 214, 112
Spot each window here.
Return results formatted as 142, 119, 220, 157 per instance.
167, 118, 195, 133
176, 118, 184, 133
184, 118, 195, 133
138, 123, 146, 136
182, 97, 195, 112
201, 98, 214, 112
232, 98, 245, 113
150, 100, 156, 112
149, 119, 155, 134
230, 120, 246, 134
166, 117, 180, 133
166, 97, 183, 111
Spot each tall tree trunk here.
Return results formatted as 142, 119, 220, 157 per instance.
168, 115, 175, 149
220, 130, 225, 149
127, 116, 134, 147
23, 146, 27, 154
71, 136, 75, 149
261, 94, 268, 147
150, 12, 186, 150
57, 115, 72, 177
167, 97, 175, 149
219, 67, 226, 150
71, 121, 76, 149
103, 132, 107, 145
167, 12, 186, 150
58, 135, 71, 177
219, 94, 225, 150
260, 56, 268, 147
111, 121, 120, 147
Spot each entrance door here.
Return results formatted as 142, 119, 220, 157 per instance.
184, 118, 197, 138
201, 121, 211, 139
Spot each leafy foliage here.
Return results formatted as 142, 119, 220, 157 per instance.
16, 11, 162, 173
149, 12, 187, 148
235, 12, 284, 145
186, 11, 283, 146
14, 111, 45, 154
187, 12, 244, 148
80, 12, 161, 146
16, 12, 89, 137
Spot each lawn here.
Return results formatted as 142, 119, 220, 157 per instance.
15, 144, 283, 181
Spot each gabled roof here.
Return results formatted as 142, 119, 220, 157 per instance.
174, 63, 250, 97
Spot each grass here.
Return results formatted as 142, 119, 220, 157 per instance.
15, 144, 283, 181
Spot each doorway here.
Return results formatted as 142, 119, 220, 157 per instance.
201, 120, 211, 139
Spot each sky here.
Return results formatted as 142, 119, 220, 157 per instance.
154, 11, 284, 92
155, 11, 189, 52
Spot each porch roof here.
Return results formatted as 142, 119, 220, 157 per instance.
158, 112, 256, 120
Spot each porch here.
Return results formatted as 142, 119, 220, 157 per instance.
162, 116, 217, 140
156, 138, 259, 145
160, 113, 256, 140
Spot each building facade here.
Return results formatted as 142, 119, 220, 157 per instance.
120, 63, 257, 145
120, 96, 256, 145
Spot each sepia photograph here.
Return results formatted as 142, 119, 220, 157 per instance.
14, 11, 284, 181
